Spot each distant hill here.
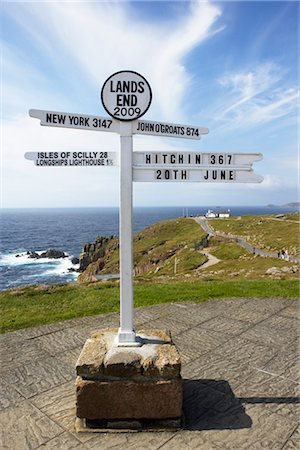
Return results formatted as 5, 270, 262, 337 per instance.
267, 202, 299, 208
283, 202, 300, 208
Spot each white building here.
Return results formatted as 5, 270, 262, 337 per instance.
205, 209, 218, 218
218, 210, 231, 218
205, 209, 230, 218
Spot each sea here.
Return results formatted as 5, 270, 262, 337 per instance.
0, 205, 298, 291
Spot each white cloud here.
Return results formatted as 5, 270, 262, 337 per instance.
215, 62, 298, 130
2, 0, 222, 121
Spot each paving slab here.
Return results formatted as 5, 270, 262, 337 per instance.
0, 297, 299, 449
0, 401, 63, 449
36, 432, 84, 450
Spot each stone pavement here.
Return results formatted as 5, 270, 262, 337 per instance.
0, 297, 299, 449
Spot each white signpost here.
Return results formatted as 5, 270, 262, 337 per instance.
28, 70, 263, 347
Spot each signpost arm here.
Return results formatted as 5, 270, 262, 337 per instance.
117, 122, 140, 346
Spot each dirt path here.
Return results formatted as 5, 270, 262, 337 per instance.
199, 249, 220, 269
193, 216, 300, 263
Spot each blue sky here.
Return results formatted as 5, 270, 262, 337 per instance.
1, 0, 299, 208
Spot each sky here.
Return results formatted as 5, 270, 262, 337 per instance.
1, 0, 299, 208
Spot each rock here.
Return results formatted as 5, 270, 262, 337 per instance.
79, 236, 116, 272
76, 328, 181, 381
281, 266, 292, 273
15, 254, 20, 258
76, 378, 182, 420
39, 248, 66, 259
266, 267, 281, 276
104, 351, 142, 378
28, 251, 40, 259
76, 338, 107, 380
71, 257, 79, 265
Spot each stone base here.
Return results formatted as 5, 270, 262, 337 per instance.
76, 378, 182, 419
75, 417, 182, 433
75, 328, 182, 425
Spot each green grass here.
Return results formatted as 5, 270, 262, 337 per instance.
208, 236, 249, 260
1, 279, 298, 333
209, 215, 300, 257
81, 218, 207, 280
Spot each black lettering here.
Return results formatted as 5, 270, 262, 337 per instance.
123, 95, 130, 106
204, 170, 209, 180
170, 154, 176, 164
131, 95, 137, 106
117, 94, 123, 106
145, 154, 151, 164
138, 81, 145, 93
116, 81, 123, 92
123, 81, 130, 92
181, 170, 187, 180
195, 154, 201, 164
110, 81, 116, 92
130, 81, 137, 93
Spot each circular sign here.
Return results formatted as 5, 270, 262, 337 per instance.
101, 70, 152, 121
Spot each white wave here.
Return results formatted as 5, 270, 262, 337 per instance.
0, 251, 79, 278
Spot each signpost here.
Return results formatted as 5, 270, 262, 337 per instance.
28, 70, 263, 347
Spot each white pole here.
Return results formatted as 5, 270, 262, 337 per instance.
117, 121, 140, 346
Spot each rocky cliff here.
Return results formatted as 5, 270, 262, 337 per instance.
77, 218, 208, 283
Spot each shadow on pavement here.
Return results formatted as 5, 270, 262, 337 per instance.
182, 379, 299, 431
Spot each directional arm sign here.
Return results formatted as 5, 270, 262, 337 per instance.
29, 109, 120, 133
133, 167, 263, 183
25, 151, 118, 167
132, 120, 208, 140
133, 152, 262, 167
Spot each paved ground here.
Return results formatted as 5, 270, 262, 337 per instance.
1, 297, 299, 449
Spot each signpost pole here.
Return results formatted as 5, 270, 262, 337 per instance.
117, 121, 139, 346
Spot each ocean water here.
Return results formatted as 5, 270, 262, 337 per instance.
0, 206, 298, 291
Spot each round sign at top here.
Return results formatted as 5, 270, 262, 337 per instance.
101, 70, 152, 122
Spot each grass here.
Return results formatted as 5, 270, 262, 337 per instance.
80, 218, 207, 280
208, 236, 249, 260
1, 279, 298, 333
208, 214, 300, 257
